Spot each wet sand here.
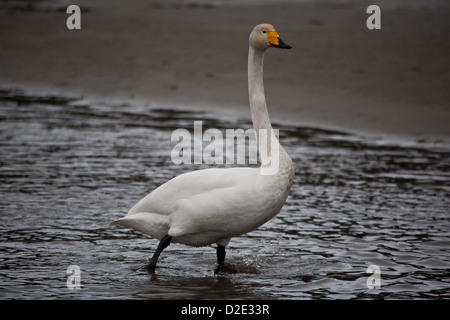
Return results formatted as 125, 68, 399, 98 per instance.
0, 0, 449, 140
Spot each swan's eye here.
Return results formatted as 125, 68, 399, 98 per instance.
262, 30, 266, 34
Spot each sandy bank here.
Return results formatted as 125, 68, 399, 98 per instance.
0, 0, 449, 141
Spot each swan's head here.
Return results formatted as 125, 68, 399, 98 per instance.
250, 24, 292, 51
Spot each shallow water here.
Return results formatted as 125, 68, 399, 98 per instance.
0, 88, 449, 299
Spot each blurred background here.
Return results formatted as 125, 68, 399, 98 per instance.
1, 0, 449, 138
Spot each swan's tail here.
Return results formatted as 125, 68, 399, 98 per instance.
109, 212, 169, 240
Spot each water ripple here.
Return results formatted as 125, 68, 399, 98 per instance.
0, 88, 449, 299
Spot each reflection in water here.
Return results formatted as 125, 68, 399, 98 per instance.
0, 88, 449, 299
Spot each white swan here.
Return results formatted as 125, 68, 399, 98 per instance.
110, 24, 294, 271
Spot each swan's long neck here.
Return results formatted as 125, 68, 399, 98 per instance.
248, 47, 272, 136
248, 46, 293, 175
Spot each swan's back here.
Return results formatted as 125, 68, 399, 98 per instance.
127, 167, 259, 216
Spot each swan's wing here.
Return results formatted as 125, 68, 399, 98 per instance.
109, 167, 260, 241
126, 167, 258, 217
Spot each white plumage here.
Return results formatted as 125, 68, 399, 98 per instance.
110, 24, 294, 270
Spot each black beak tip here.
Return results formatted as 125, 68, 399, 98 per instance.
277, 43, 292, 50
276, 38, 292, 49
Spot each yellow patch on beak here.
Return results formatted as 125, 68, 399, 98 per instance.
267, 31, 280, 47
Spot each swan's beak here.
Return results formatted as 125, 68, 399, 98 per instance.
274, 37, 292, 49
267, 31, 292, 49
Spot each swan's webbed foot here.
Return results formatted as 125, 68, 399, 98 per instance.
214, 263, 225, 274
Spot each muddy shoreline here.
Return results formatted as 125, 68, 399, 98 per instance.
1, 0, 449, 140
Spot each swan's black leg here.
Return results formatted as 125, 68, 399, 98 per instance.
217, 245, 226, 265
214, 245, 226, 274
146, 234, 172, 270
